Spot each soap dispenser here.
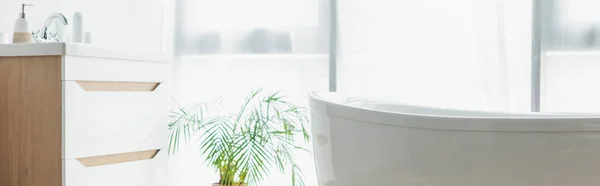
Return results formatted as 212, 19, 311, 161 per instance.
13, 4, 34, 43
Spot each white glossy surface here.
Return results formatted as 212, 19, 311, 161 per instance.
0, 43, 171, 62
64, 81, 168, 159
310, 92, 600, 186
64, 150, 167, 186
63, 56, 170, 82
58, 54, 171, 185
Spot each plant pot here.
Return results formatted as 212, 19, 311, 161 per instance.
211, 183, 247, 186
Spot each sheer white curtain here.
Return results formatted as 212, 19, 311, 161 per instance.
170, 0, 327, 186
170, 0, 533, 185
336, 0, 532, 112
175, 0, 328, 54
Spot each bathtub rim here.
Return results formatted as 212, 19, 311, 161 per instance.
309, 92, 600, 132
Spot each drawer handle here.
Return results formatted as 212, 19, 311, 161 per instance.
76, 81, 160, 91
76, 149, 160, 167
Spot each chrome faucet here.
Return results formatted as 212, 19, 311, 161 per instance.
34, 13, 69, 42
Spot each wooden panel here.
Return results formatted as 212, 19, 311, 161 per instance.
0, 56, 62, 186
64, 81, 168, 159
65, 151, 167, 186
77, 81, 160, 91
76, 149, 160, 167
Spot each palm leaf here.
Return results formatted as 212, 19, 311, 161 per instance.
168, 89, 311, 186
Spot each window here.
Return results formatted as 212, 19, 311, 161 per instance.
543, 0, 600, 50
176, 0, 328, 54
540, 0, 600, 112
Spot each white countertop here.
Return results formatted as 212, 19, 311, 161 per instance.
0, 43, 172, 62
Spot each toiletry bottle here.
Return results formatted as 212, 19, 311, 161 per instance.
84, 32, 92, 44
0, 32, 8, 44
13, 4, 34, 43
72, 12, 84, 43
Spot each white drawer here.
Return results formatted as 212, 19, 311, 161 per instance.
64, 80, 168, 159
65, 150, 167, 186
62, 56, 170, 82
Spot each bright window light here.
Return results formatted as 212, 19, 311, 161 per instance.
182, 0, 318, 30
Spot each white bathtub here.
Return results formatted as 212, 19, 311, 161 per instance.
310, 92, 600, 186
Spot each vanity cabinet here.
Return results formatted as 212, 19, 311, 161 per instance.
0, 43, 171, 186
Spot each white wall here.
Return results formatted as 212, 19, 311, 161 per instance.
0, 0, 169, 52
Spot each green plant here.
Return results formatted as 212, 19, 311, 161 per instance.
168, 89, 311, 186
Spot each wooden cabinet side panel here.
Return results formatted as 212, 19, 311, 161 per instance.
0, 56, 62, 186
